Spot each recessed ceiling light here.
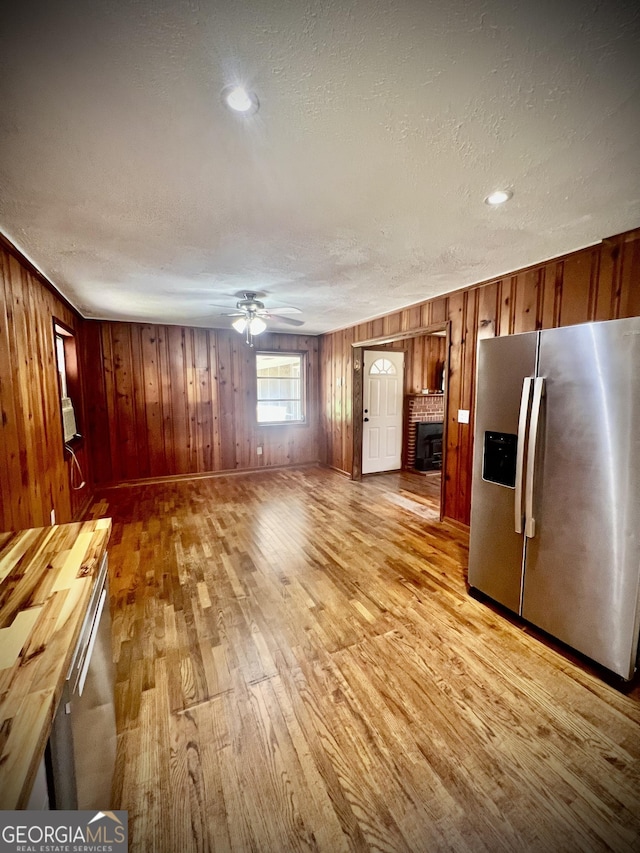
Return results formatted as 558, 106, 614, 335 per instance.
222, 85, 260, 115
484, 189, 513, 206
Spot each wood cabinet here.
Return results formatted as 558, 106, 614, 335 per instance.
0, 519, 111, 809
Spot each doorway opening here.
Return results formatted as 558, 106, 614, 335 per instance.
352, 323, 450, 521
362, 350, 405, 475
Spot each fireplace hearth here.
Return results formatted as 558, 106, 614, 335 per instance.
415, 422, 443, 471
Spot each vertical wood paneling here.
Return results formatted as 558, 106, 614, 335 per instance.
0, 253, 23, 531
185, 328, 198, 472
557, 248, 599, 328
377, 335, 445, 395
0, 245, 90, 532
456, 289, 478, 525
477, 281, 500, 340
406, 336, 418, 391
331, 331, 342, 472
500, 277, 517, 336
9, 260, 42, 516
207, 332, 222, 472
318, 227, 640, 526
140, 326, 165, 477
215, 331, 236, 471
234, 334, 252, 470
81, 323, 111, 485
512, 269, 539, 335
3, 227, 640, 530
594, 238, 620, 322
196, 330, 213, 472
342, 328, 353, 474
157, 327, 177, 475
100, 325, 120, 482
130, 325, 150, 479
429, 298, 448, 326
84, 325, 321, 484
445, 291, 465, 522
168, 326, 191, 474
369, 318, 384, 339
538, 263, 562, 330
618, 231, 640, 318
111, 324, 139, 482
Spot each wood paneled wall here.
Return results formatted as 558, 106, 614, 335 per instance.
0, 245, 91, 532
84, 322, 320, 485
3, 226, 638, 528
319, 228, 640, 526
376, 335, 447, 394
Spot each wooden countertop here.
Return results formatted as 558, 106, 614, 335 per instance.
0, 518, 112, 809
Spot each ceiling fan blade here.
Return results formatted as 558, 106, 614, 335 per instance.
270, 314, 305, 326
267, 306, 302, 314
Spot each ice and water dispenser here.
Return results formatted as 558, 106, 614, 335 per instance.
482, 432, 517, 488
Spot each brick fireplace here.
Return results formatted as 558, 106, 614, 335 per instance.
405, 394, 445, 470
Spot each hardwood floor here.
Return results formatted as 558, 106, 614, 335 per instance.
364, 470, 442, 518
87, 466, 640, 852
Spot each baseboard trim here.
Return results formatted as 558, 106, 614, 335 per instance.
95, 461, 322, 490
442, 516, 470, 534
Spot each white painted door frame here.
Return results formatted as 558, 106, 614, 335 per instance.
351, 322, 450, 521
362, 350, 404, 474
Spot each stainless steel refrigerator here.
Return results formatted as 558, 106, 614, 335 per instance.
468, 316, 640, 680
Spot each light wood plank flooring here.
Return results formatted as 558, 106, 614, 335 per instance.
88, 466, 640, 852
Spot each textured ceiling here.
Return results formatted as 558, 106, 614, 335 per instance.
1, 0, 639, 335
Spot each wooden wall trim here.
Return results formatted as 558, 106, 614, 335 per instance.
352, 322, 448, 348
321, 464, 351, 477
351, 347, 363, 481
96, 461, 320, 489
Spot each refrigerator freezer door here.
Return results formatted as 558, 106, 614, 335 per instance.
522, 317, 640, 679
468, 332, 538, 613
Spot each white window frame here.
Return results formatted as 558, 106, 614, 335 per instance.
53, 320, 80, 445
256, 351, 306, 425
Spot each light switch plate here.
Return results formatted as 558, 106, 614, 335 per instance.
457, 409, 470, 424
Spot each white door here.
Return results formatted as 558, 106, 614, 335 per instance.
362, 351, 404, 474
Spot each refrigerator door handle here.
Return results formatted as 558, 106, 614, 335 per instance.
525, 377, 545, 538
514, 377, 533, 534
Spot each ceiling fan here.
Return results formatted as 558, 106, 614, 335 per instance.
223, 292, 304, 345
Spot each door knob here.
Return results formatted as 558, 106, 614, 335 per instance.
364, 417, 369, 422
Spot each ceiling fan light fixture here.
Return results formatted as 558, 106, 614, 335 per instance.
232, 316, 248, 333
222, 85, 260, 115
485, 189, 513, 206
249, 316, 267, 335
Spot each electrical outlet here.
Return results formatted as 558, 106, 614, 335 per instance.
256, 446, 263, 456
50, 509, 56, 526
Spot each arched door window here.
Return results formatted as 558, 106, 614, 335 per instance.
369, 357, 397, 376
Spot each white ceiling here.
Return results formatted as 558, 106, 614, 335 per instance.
1, 0, 639, 335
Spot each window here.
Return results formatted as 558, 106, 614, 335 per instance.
369, 357, 397, 375
256, 352, 305, 424
53, 320, 80, 444
55, 333, 69, 397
